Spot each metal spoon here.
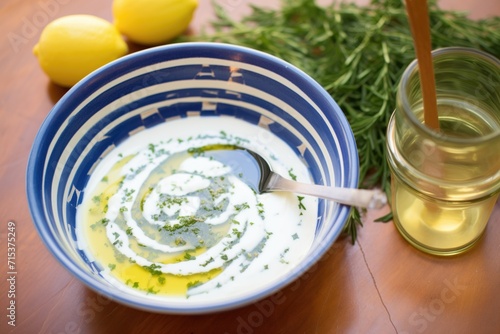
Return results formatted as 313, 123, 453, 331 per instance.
191, 145, 387, 209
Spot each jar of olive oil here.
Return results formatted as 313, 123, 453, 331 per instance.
386, 47, 500, 256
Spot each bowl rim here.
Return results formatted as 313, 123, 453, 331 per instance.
26, 41, 359, 314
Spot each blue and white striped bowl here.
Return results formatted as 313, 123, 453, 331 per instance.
26, 42, 358, 314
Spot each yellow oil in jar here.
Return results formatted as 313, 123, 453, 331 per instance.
389, 102, 500, 255
392, 177, 497, 255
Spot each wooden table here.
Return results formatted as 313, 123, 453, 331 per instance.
1, 1, 499, 333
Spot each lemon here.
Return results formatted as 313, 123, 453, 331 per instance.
33, 15, 128, 88
113, 0, 198, 46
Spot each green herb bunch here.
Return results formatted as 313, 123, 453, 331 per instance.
188, 0, 500, 242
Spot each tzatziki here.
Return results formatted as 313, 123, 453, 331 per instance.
77, 117, 317, 300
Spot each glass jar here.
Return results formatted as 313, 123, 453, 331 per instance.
386, 47, 500, 256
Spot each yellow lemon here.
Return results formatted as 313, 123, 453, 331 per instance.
33, 15, 128, 88
113, 0, 198, 46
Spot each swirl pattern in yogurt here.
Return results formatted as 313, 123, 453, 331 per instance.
77, 117, 317, 299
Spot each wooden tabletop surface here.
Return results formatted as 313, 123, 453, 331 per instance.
1, 1, 499, 333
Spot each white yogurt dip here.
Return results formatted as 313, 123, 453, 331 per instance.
76, 116, 317, 300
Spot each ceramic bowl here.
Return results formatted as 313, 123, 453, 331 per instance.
26, 42, 358, 314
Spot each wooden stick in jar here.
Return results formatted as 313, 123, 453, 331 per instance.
405, 0, 440, 131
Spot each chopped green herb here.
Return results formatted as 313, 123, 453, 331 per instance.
201, 257, 215, 267
297, 196, 306, 210
98, 218, 110, 226
234, 202, 250, 211
122, 188, 136, 203
143, 263, 162, 276
232, 228, 242, 238
175, 237, 187, 246
112, 239, 123, 247
92, 195, 101, 204
187, 280, 202, 289
162, 215, 203, 232
256, 202, 265, 218
147, 287, 158, 294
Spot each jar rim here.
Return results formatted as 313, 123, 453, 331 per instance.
399, 47, 500, 144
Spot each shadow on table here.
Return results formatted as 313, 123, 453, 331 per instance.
47, 82, 68, 104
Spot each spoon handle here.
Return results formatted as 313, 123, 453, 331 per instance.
266, 173, 387, 209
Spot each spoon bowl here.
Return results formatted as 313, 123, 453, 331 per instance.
192, 145, 387, 209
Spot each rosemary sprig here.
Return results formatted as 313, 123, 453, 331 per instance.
186, 0, 500, 242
